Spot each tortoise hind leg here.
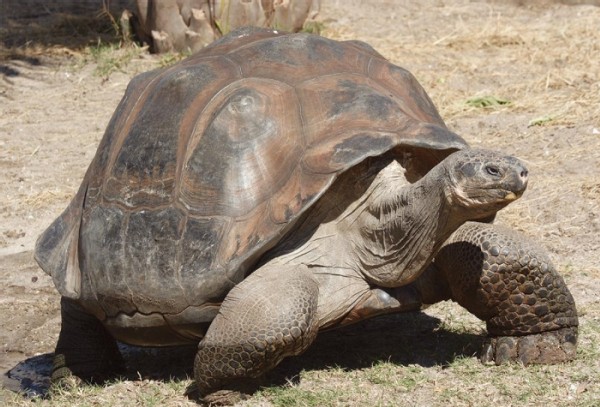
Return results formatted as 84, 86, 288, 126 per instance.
52, 297, 125, 383
194, 265, 319, 399
424, 221, 578, 365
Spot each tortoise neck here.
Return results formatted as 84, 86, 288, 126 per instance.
353, 162, 460, 287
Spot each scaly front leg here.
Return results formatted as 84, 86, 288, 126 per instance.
425, 221, 578, 365
194, 265, 320, 399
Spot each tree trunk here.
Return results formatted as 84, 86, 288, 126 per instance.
130, 0, 321, 54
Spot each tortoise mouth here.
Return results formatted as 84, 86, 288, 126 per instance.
453, 186, 525, 208
503, 190, 521, 202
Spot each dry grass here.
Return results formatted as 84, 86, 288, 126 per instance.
321, 1, 600, 125
22, 190, 76, 210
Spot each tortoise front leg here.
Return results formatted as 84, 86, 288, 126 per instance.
194, 265, 319, 399
422, 221, 578, 365
53, 297, 125, 383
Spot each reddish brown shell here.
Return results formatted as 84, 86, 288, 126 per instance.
35, 28, 467, 320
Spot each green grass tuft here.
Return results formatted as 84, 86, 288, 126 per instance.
85, 41, 145, 78
302, 21, 325, 35
465, 96, 511, 108
528, 115, 555, 127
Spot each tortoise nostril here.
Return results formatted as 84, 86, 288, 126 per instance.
520, 169, 528, 179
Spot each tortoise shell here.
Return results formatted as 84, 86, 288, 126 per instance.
35, 27, 467, 334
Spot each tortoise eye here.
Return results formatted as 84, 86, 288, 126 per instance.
485, 165, 501, 177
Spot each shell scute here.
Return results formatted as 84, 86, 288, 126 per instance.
123, 207, 186, 314
79, 205, 129, 315
180, 78, 303, 218
367, 59, 445, 126
303, 131, 397, 174
180, 216, 232, 304
296, 74, 410, 148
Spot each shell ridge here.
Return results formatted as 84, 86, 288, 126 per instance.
174, 55, 244, 201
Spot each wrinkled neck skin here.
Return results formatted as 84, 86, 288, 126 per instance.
268, 160, 469, 290
349, 161, 464, 288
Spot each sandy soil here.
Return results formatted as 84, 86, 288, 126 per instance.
1, 0, 599, 404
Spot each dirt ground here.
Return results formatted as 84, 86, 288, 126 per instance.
1, 0, 599, 406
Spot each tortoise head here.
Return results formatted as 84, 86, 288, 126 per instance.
442, 149, 529, 219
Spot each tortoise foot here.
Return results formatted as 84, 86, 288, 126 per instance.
480, 326, 577, 366
51, 352, 125, 384
48, 370, 84, 395
199, 386, 256, 406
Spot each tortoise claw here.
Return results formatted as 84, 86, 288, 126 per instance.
480, 326, 577, 366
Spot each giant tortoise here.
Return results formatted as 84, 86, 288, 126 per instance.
35, 27, 578, 398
